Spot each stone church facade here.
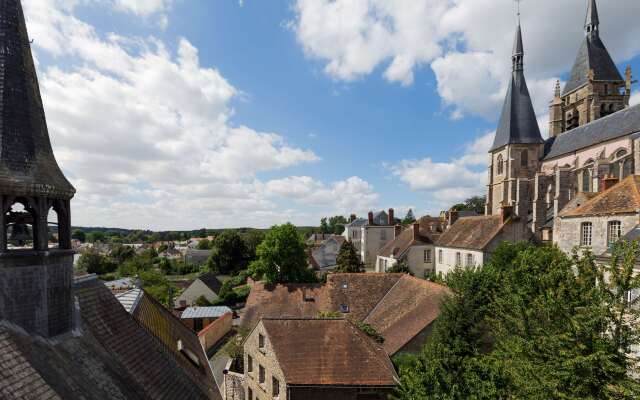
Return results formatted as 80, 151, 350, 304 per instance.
486, 0, 640, 243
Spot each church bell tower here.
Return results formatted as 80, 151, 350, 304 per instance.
0, 0, 76, 337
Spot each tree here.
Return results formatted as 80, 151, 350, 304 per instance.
249, 223, 316, 284
242, 230, 265, 262
86, 231, 106, 243
77, 250, 117, 276
71, 229, 86, 242
195, 295, 212, 307
452, 195, 486, 215
394, 242, 640, 400
387, 261, 411, 275
402, 209, 416, 225
320, 218, 330, 234
329, 216, 348, 235
208, 231, 250, 275
335, 240, 363, 273
110, 244, 135, 264
196, 238, 212, 250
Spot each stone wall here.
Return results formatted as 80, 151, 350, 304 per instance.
198, 312, 232, 354
555, 214, 639, 255
244, 321, 287, 400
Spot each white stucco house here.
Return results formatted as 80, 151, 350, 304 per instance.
342, 209, 397, 268
175, 273, 223, 308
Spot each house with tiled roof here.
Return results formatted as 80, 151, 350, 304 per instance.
342, 209, 398, 268
243, 318, 398, 400
555, 175, 640, 256
175, 272, 223, 308
241, 273, 448, 356
434, 206, 530, 276
375, 216, 443, 277
309, 235, 346, 271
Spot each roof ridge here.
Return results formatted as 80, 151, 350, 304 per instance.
363, 276, 404, 323
565, 175, 636, 217
345, 319, 399, 383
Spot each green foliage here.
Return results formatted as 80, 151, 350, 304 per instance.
320, 218, 330, 234
195, 295, 212, 307
394, 241, 640, 400
249, 223, 316, 284
109, 244, 136, 264
77, 250, 117, 275
335, 240, 364, 273
387, 261, 412, 275
208, 231, 251, 275
213, 283, 251, 306
86, 231, 107, 243
219, 328, 249, 359
157, 243, 168, 253
196, 238, 212, 250
320, 216, 348, 235
71, 229, 86, 242
402, 209, 416, 225
242, 230, 265, 261
138, 270, 173, 307
451, 195, 486, 215
317, 311, 343, 318
356, 321, 385, 344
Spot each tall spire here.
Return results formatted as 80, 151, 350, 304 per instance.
490, 22, 542, 152
585, 0, 599, 36
512, 22, 524, 72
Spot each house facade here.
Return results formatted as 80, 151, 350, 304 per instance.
243, 318, 398, 400
485, 0, 640, 246
435, 207, 530, 276
375, 217, 443, 277
343, 209, 396, 268
310, 235, 346, 271
175, 273, 222, 307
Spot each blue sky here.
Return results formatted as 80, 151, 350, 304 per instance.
24, 0, 640, 230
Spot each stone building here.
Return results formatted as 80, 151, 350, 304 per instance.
342, 209, 397, 268
0, 1, 220, 398
243, 318, 398, 400
485, 0, 640, 244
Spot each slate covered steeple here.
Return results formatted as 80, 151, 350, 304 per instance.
490, 22, 542, 151
0, 0, 75, 200
562, 0, 622, 95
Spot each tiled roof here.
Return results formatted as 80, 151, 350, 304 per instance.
115, 288, 143, 313
261, 318, 398, 386
181, 306, 232, 319
436, 215, 505, 251
543, 104, 640, 160
197, 273, 223, 294
364, 276, 448, 354
561, 175, 640, 217
0, 277, 221, 399
241, 273, 448, 355
132, 291, 217, 393
378, 217, 442, 258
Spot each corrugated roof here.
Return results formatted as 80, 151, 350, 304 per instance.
115, 288, 143, 314
543, 104, 640, 160
181, 306, 232, 319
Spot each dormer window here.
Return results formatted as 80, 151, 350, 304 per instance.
340, 304, 349, 313
341, 282, 348, 289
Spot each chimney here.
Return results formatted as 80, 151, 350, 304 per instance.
412, 222, 420, 240
350, 214, 357, 223
388, 208, 394, 225
394, 225, 402, 238
501, 205, 514, 224
449, 210, 460, 227
602, 174, 619, 191
368, 211, 374, 225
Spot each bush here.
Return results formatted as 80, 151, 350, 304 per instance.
77, 250, 117, 275
356, 321, 384, 344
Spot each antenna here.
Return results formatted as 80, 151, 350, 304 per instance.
515, 0, 521, 23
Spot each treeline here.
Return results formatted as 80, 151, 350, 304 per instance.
394, 241, 640, 399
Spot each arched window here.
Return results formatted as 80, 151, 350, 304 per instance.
497, 155, 504, 175
582, 169, 591, 192
612, 162, 621, 179
616, 150, 628, 159
623, 158, 634, 178
520, 150, 528, 167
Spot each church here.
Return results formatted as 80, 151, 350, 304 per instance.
485, 0, 640, 243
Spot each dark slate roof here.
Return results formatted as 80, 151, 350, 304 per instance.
198, 273, 223, 294
261, 318, 398, 387
0, 276, 221, 400
563, 0, 622, 96
490, 25, 543, 152
543, 104, 640, 160
0, 0, 75, 199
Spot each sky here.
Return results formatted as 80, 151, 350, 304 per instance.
22, 0, 640, 230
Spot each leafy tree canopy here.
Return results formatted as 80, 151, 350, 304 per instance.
334, 240, 364, 273
207, 231, 251, 275
451, 195, 486, 215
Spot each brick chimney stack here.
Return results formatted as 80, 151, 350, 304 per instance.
388, 208, 394, 225
412, 222, 420, 240
394, 225, 402, 238
501, 205, 514, 224
368, 211, 374, 225
448, 210, 460, 227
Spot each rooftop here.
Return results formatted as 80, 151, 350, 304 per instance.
181, 306, 233, 319
561, 175, 640, 217
378, 217, 442, 258
436, 215, 506, 251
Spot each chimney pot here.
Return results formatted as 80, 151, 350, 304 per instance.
368, 211, 374, 225
388, 208, 394, 225
394, 225, 402, 238
449, 210, 460, 227
412, 222, 420, 240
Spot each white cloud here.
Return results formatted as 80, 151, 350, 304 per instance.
389, 132, 493, 210
23, 0, 373, 229
292, 0, 640, 119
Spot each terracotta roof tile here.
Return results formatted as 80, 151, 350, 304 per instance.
562, 175, 640, 217
261, 318, 398, 386
436, 215, 505, 250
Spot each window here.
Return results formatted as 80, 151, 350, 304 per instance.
455, 252, 462, 266
616, 150, 628, 159
193, 318, 203, 332
259, 365, 265, 384
623, 158, 634, 178
272, 377, 280, 397
581, 222, 593, 247
424, 249, 432, 263
612, 162, 621, 179
340, 304, 350, 313
496, 155, 504, 175
258, 334, 265, 350
608, 221, 622, 246
247, 355, 253, 373
466, 254, 474, 267
438, 250, 443, 264
582, 169, 591, 192
520, 150, 528, 167
341, 281, 348, 289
